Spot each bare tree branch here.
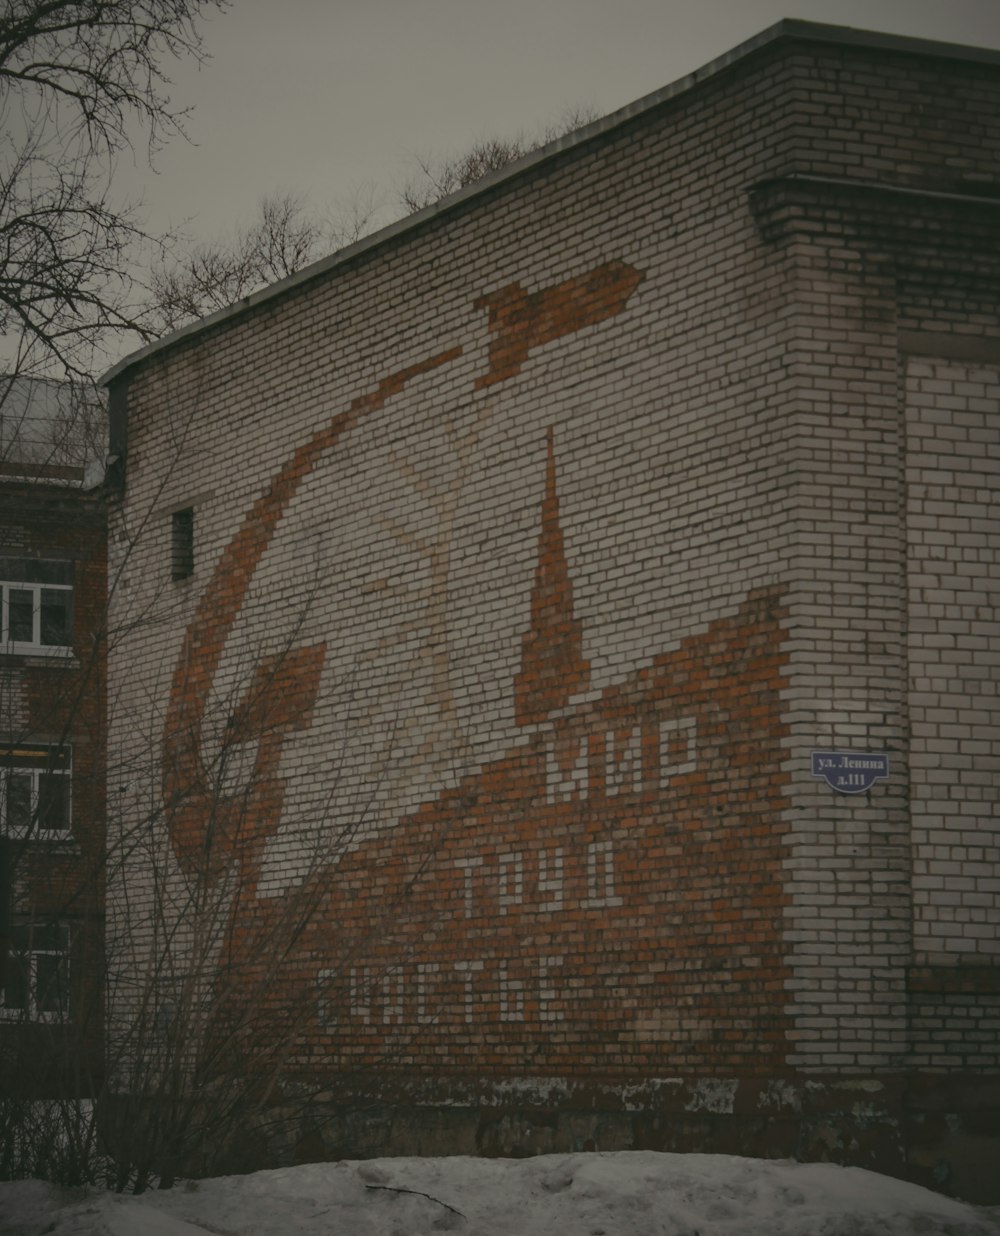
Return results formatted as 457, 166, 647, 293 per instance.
0, 2, 226, 158
146, 106, 599, 337
0, 1, 227, 383
146, 191, 320, 333
399, 106, 599, 214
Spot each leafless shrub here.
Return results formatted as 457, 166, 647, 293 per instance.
399, 105, 600, 213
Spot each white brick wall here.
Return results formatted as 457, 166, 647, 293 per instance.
104, 32, 1000, 1090
906, 359, 1000, 964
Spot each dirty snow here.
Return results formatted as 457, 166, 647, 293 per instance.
2, 1152, 998, 1236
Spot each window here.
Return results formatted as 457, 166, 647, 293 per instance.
171, 508, 194, 581
1, 920, 70, 1021
0, 559, 73, 653
0, 744, 72, 839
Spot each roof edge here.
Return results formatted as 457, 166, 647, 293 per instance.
100, 18, 1000, 389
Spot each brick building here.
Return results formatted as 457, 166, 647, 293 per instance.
101, 22, 999, 1199
0, 378, 106, 1097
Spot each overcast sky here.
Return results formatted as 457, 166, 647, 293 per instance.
126, 0, 1000, 245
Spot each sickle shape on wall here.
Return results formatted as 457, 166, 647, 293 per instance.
161, 347, 462, 884
159, 257, 644, 887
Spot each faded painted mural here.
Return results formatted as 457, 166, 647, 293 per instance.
156, 259, 789, 1074
102, 23, 1000, 1197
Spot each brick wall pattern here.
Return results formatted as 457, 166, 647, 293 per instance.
103, 24, 1000, 1191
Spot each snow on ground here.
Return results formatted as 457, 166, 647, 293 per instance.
2, 1153, 998, 1236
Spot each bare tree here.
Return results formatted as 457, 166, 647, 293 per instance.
146, 190, 372, 335
0, 356, 469, 1192
399, 135, 528, 214
147, 108, 599, 335
399, 107, 599, 214
0, 0, 227, 381
97, 630, 377, 1192
0, 635, 357, 1190
0, 44, 599, 1179
0, 3, 251, 1188
0, 588, 432, 1191
147, 185, 392, 335
0, 506, 367, 1190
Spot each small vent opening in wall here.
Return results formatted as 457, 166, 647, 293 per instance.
171, 508, 194, 581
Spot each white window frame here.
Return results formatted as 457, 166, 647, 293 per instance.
0, 920, 71, 1022
0, 744, 72, 841
0, 559, 73, 657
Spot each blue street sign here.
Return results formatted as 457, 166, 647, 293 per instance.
810, 751, 890, 795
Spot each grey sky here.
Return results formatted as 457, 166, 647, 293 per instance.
123, 0, 1000, 245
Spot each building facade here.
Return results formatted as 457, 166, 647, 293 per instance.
102, 22, 1000, 1199
0, 378, 106, 1101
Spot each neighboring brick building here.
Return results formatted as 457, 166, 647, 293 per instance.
101, 22, 1000, 1199
0, 378, 106, 1096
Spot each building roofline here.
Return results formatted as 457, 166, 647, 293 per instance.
99, 18, 1000, 389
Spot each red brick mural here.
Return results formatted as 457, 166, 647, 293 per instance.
160, 259, 790, 1078
474, 261, 644, 388
299, 574, 791, 1075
